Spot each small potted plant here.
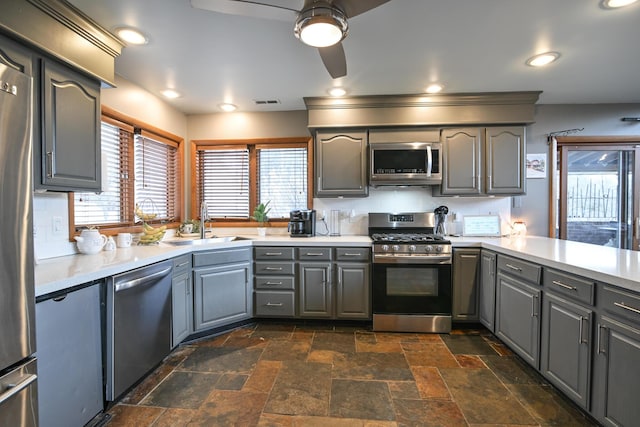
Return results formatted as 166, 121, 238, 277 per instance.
252, 201, 271, 237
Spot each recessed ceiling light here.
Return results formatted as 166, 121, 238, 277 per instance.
425, 84, 444, 94
219, 103, 237, 112
328, 87, 346, 97
113, 26, 148, 45
602, 0, 637, 8
161, 89, 180, 99
526, 51, 560, 67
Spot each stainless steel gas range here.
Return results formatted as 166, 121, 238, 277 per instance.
369, 213, 452, 333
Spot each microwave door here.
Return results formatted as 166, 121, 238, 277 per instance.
426, 145, 432, 177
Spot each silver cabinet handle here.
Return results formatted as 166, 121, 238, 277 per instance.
264, 267, 283, 271
531, 294, 539, 317
176, 261, 190, 268
304, 252, 325, 256
614, 301, 640, 315
265, 302, 283, 307
265, 281, 283, 285
265, 252, 283, 256
597, 324, 607, 355
506, 263, 522, 272
46, 151, 53, 178
578, 316, 588, 344
553, 280, 577, 291
0, 374, 37, 406
343, 253, 362, 257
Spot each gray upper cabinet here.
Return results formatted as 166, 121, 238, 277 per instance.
438, 126, 525, 196
315, 129, 368, 197
452, 248, 480, 322
39, 58, 101, 191
479, 250, 497, 332
0, 33, 33, 76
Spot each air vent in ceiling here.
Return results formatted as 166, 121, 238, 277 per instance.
253, 99, 281, 105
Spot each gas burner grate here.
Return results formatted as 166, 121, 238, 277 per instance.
371, 233, 448, 243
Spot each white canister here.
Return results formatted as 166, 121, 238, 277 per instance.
116, 233, 132, 248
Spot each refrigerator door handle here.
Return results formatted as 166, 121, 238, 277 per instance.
0, 373, 37, 405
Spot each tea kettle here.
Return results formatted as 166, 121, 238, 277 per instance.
74, 228, 108, 254
434, 205, 449, 236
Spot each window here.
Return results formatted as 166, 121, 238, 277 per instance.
72, 108, 182, 232
193, 137, 312, 223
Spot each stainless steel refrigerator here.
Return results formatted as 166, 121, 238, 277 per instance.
0, 63, 38, 426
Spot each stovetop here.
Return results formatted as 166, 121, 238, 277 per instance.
371, 233, 450, 244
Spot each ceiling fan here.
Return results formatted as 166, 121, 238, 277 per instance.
190, 0, 391, 78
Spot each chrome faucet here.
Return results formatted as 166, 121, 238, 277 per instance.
200, 202, 209, 238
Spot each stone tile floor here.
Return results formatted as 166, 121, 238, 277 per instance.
105, 322, 599, 426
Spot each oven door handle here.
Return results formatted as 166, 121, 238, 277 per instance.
373, 254, 452, 264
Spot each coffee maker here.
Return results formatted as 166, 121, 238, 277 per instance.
289, 210, 316, 237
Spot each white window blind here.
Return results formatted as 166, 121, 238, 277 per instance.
134, 134, 179, 221
257, 147, 308, 218
74, 122, 130, 226
197, 148, 250, 218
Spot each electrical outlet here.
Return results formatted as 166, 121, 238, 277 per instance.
52, 216, 63, 235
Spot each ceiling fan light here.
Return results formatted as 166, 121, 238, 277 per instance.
294, 6, 348, 48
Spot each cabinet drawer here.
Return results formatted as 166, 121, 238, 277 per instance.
255, 276, 295, 290
254, 261, 295, 275
255, 291, 295, 317
193, 248, 251, 267
297, 247, 332, 261
335, 248, 370, 262
254, 247, 295, 260
172, 255, 192, 275
543, 269, 594, 306
497, 255, 541, 284
600, 285, 640, 326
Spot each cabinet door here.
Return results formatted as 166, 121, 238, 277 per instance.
172, 271, 192, 347
495, 272, 541, 368
485, 126, 526, 195
440, 128, 482, 195
479, 250, 497, 331
335, 262, 370, 319
0, 33, 33, 76
540, 293, 592, 409
35, 284, 103, 427
193, 262, 251, 331
452, 249, 480, 321
315, 130, 368, 197
41, 59, 101, 191
593, 316, 640, 427
299, 262, 332, 318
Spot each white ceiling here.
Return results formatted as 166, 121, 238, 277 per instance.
68, 0, 640, 114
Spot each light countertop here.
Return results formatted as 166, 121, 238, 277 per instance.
35, 234, 640, 297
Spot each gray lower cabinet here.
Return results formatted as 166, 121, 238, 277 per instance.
299, 261, 333, 318
592, 286, 640, 427
315, 129, 368, 197
171, 254, 193, 347
479, 250, 497, 331
335, 262, 370, 319
540, 292, 593, 409
495, 255, 542, 368
193, 248, 252, 331
254, 247, 296, 317
35, 282, 103, 427
452, 248, 480, 321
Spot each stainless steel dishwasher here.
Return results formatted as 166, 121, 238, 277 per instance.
106, 260, 173, 401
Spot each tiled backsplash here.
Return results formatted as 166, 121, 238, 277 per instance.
33, 192, 77, 260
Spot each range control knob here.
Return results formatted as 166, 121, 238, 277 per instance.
409, 245, 417, 252
392, 245, 400, 252
435, 245, 443, 253
425, 245, 433, 253
381, 244, 389, 252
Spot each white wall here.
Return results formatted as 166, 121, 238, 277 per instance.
514, 103, 640, 237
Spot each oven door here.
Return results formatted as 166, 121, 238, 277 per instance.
372, 262, 451, 315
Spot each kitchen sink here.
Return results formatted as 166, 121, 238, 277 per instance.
164, 236, 251, 246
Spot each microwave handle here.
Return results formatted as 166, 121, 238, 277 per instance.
426, 145, 432, 177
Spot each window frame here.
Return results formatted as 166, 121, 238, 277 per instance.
68, 106, 184, 237
191, 137, 313, 227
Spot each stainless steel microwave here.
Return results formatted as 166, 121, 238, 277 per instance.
369, 141, 442, 186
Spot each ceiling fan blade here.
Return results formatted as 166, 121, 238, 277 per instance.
318, 43, 347, 79
190, 0, 300, 21
332, 0, 391, 19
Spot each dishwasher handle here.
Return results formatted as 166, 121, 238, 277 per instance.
115, 266, 172, 292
